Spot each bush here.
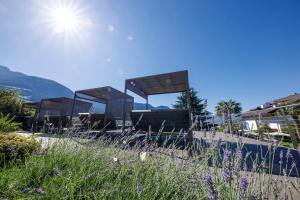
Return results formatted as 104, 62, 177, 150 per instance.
0, 113, 21, 133
0, 134, 41, 167
0, 88, 24, 116
257, 124, 272, 134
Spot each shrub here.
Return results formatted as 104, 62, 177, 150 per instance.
0, 113, 21, 133
0, 134, 41, 167
257, 123, 272, 134
0, 88, 24, 116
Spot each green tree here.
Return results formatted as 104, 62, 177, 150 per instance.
215, 100, 242, 133
0, 88, 24, 116
173, 87, 206, 116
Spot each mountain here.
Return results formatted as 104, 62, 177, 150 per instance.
133, 102, 170, 110
0, 65, 170, 110
0, 65, 73, 102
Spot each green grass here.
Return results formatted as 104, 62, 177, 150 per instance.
280, 141, 300, 148
0, 136, 300, 199
0, 140, 200, 199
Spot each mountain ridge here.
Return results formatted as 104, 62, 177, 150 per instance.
0, 65, 74, 102
0, 65, 169, 110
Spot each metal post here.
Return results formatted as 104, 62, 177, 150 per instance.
146, 96, 149, 110
104, 99, 108, 127
69, 92, 77, 127
186, 86, 192, 127
122, 83, 127, 130
34, 100, 43, 133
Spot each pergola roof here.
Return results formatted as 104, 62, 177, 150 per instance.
39, 97, 92, 117
74, 86, 134, 121
125, 70, 189, 99
41, 97, 73, 104
75, 86, 128, 102
24, 102, 40, 109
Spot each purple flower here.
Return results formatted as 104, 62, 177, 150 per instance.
279, 150, 283, 159
272, 140, 279, 148
216, 138, 222, 150
222, 150, 233, 181
52, 168, 61, 176
239, 176, 249, 199
297, 148, 300, 155
235, 150, 244, 172
136, 183, 143, 194
204, 174, 218, 200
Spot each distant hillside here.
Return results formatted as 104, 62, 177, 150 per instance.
134, 102, 170, 110
0, 65, 73, 102
0, 65, 170, 110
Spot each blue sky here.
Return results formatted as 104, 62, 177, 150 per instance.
0, 0, 299, 113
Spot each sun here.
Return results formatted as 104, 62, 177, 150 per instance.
38, 0, 92, 41
51, 6, 79, 34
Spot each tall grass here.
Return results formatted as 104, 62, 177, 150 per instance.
0, 131, 300, 199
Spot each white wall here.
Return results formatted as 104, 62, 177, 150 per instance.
243, 120, 258, 131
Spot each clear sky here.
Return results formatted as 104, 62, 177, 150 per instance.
0, 0, 299, 113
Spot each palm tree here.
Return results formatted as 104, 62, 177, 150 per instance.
215, 100, 242, 133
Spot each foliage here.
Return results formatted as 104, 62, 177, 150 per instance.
257, 123, 272, 134
0, 88, 24, 116
215, 100, 242, 117
173, 87, 207, 115
215, 100, 242, 133
0, 114, 21, 133
0, 135, 299, 199
276, 106, 300, 149
0, 134, 41, 167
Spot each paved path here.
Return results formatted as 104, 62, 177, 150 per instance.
193, 131, 270, 146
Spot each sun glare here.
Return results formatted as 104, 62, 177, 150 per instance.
51, 6, 79, 33
38, 0, 92, 42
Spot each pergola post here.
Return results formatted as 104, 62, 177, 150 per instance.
186, 82, 192, 127
104, 99, 108, 126
69, 92, 77, 126
146, 96, 149, 109
34, 100, 43, 133
122, 84, 128, 130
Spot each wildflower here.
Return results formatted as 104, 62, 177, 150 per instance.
52, 168, 61, 176
23, 188, 46, 196
82, 172, 97, 180
239, 176, 249, 199
279, 150, 283, 159
216, 138, 222, 150
113, 157, 121, 167
286, 148, 292, 158
272, 140, 279, 148
204, 174, 218, 200
136, 182, 143, 194
111, 190, 117, 198
297, 147, 300, 155
32, 188, 46, 196
222, 150, 233, 181
234, 150, 244, 172
140, 152, 148, 161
